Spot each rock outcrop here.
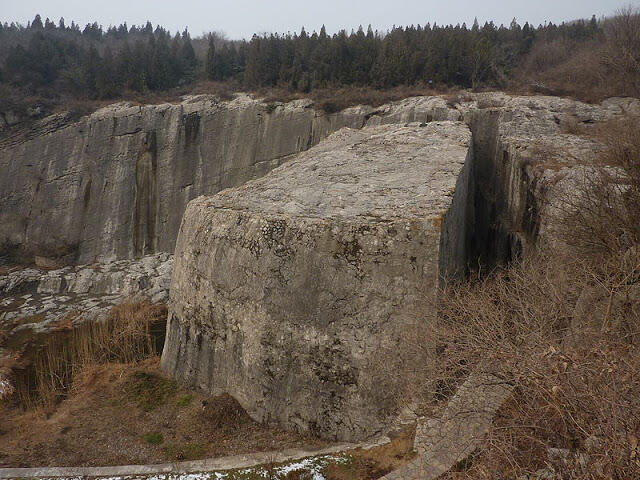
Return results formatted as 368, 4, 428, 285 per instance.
2, 92, 637, 267
161, 122, 473, 441
2, 90, 639, 442
0, 95, 369, 264
0, 253, 172, 337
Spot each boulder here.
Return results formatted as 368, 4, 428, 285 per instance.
162, 122, 474, 440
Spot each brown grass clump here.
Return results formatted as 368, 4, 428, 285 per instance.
9, 301, 167, 409
322, 426, 416, 480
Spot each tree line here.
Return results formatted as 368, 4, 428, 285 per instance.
0, 13, 603, 101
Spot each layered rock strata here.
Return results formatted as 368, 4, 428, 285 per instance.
161, 123, 474, 441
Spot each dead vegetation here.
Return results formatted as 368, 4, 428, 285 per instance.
376, 110, 640, 479
0, 358, 327, 467
6, 301, 167, 409
0, 301, 327, 467
516, 7, 640, 102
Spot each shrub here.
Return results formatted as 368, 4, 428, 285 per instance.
176, 394, 193, 406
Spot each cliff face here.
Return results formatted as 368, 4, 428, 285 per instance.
0, 95, 369, 264
162, 123, 473, 440
2, 91, 639, 442
2, 92, 634, 266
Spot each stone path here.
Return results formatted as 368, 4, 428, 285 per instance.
381, 372, 514, 480
0, 438, 389, 479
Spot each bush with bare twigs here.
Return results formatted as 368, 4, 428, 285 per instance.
517, 7, 640, 102
377, 115, 640, 479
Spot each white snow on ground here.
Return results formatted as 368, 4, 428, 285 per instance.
43, 455, 351, 480
0, 378, 14, 399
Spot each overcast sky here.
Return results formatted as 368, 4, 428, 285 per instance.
2, 0, 637, 39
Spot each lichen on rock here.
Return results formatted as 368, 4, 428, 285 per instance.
161, 122, 474, 441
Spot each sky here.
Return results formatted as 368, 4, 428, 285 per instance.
1, 0, 637, 40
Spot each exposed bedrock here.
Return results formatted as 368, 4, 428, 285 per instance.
0, 95, 369, 264
161, 123, 473, 441
1, 92, 636, 265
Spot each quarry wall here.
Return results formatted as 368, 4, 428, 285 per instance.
2, 91, 639, 442
1, 92, 635, 267
0, 96, 369, 264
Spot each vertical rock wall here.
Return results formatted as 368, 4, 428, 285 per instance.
0, 96, 369, 264
2, 92, 632, 266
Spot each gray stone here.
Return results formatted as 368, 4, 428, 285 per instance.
381, 372, 513, 480
162, 123, 474, 441
3, 92, 631, 265
0, 95, 370, 264
0, 253, 173, 338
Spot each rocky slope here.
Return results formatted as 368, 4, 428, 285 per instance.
0, 253, 172, 339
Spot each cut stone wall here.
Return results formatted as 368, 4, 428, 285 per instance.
1, 92, 635, 266
0, 96, 369, 264
161, 123, 473, 441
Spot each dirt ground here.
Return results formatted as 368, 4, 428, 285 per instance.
0, 358, 329, 467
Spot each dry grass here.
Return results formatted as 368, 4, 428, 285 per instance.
7, 301, 167, 409
0, 300, 327, 467
515, 8, 640, 102
322, 427, 416, 480
0, 358, 327, 467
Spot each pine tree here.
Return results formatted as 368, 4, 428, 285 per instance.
206, 36, 216, 80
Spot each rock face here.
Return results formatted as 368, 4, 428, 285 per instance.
0, 95, 369, 264
1, 92, 636, 267
161, 123, 473, 441
0, 253, 173, 337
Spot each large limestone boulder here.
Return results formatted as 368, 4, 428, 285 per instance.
162, 122, 474, 441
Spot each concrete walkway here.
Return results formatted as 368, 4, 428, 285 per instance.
0, 439, 389, 479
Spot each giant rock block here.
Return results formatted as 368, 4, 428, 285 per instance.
162, 123, 473, 441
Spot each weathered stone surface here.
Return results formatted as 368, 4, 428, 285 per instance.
0, 95, 370, 264
0, 253, 173, 337
161, 122, 473, 441
381, 372, 513, 480
4, 92, 635, 267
